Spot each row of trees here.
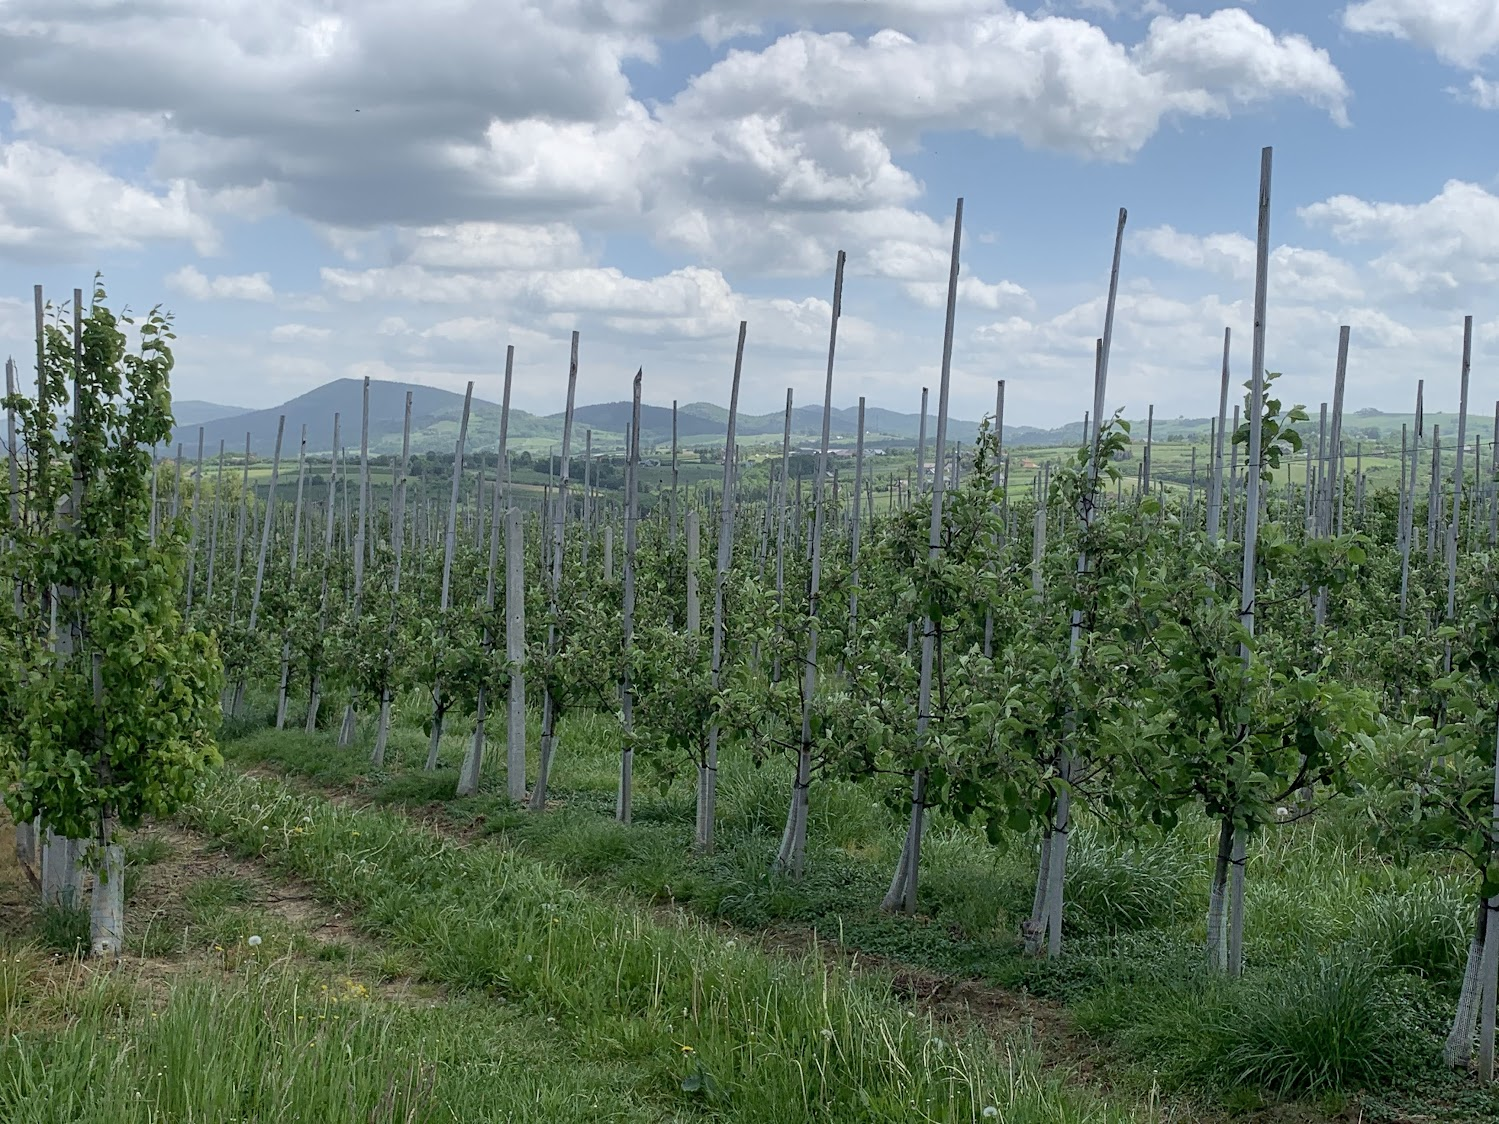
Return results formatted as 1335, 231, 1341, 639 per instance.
3, 147, 1496, 1084
171, 153, 1499, 1079
2, 283, 221, 956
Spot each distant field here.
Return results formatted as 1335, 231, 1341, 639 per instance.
181, 426, 1491, 511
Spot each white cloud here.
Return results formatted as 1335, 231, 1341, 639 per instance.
0, 141, 218, 259
1134, 10, 1350, 126
0, 2, 1347, 245
903, 277, 1034, 311
1134, 226, 1363, 302
270, 323, 332, 342
1, 1, 1449, 425
1455, 75, 1499, 107
394, 222, 592, 271
319, 259, 878, 353
967, 280, 1467, 427
675, 10, 1347, 164
1300, 180, 1499, 299
167, 265, 275, 301
1343, 0, 1499, 69
7, 98, 170, 152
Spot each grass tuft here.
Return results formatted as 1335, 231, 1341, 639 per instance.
36, 904, 89, 958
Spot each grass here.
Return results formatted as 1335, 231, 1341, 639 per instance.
35, 904, 88, 957
1073, 947, 1443, 1099
175, 768, 1133, 1123
0, 954, 698, 1123
217, 701, 1499, 1117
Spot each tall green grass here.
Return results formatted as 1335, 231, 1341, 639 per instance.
0, 957, 685, 1122
179, 769, 1135, 1123
222, 711, 1482, 1109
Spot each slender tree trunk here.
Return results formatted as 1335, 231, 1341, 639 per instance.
1483, 899, 1499, 1082
529, 336, 580, 809
1210, 147, 1274, 972
373, 394, 415, 767
670, 401, 680, 545
685, 510, 700, 636
1029, 209, 1129, 954
1023, 832, 1053, 955
339, 379, 372, 745
982, 382, 1004, 657
884, 203, 964, 913
40, 828, 83, 910
1479, 716, 1499, 1081
916, 387, 928, 489
697, 324, 747, 851
1227, 825, 1248, 978
1206, 817, 1235, 970
848, 396, 868, 649
1400, 385, 1424, 630
505, 507, 527, 802
185, 428, 205, 612
425, 384, 474, 770
769, 390, 794, 681
89, 809, 123, 958
307, 415, 341, 733
617, 370, 642, 823
276, 426, 308, 729
775, 252, 844, 877
237, 416, 285, 719
1448, 900, 1487, 1068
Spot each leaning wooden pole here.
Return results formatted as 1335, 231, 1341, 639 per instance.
459, 380, 512, 798
237, 416, 285, 718
1223, 147, 1274, 980
617, 368, 643, 824
504, 501, 527, 802
1037, 204, 1128, 955
275, 424, 308, 729
776, 250, 845, 876
883, 201, 963, 914
1207, 329, 1231, 543
983, 380, 1005, 658
696, 322, 747, 851
424, 383, 473, 770
372, 394, 414, 766
529, 334, 580, 810
338, 378, 372, 745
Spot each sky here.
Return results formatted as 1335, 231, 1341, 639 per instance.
0, 1, 1496, 427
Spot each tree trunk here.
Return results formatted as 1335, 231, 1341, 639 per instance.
426, 707, 446, 771
1481, 895, 1499, 1081
1206, 817, 1234, 970
1447, 900, 1486, 1068
1023, 832, 1053, 955
40, 828, 83, 909
882, 769, 928, 913
14, 820, 36, 867
1227, 825, 1248, 978
427, 384, 474, 768
698, 324, 747, 852
774, 252, 844, 877
529, 693, 556, 812
617, 370, 642, 824
505, 508, 527, 802
373, 394, 414, 770
530, 338, 580, 811
89, 813, 123, 959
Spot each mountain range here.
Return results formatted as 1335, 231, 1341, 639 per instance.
165, 378, 1484, 459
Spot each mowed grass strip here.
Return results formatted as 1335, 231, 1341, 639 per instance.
178, 769, 1138, 1124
